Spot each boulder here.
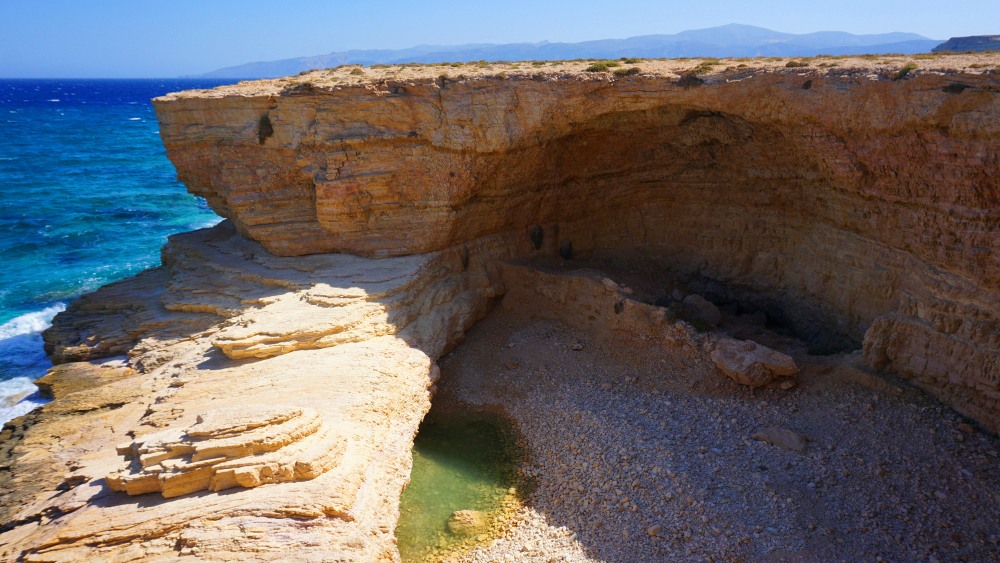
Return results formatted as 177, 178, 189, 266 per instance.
711, 337, 799, 387
683, 294, 722, 326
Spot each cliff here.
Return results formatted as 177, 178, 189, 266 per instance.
934, 35, 1000, 53
153, 55, 1000, 428
2, 54, 1000, 561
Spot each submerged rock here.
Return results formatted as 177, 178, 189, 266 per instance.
448, 510, 487, 536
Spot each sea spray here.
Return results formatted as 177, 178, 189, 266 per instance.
0, 304, 64, 425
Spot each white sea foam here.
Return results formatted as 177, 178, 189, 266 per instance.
47, 99, 60, 102
0, 304, 65, 426
128, 118, 140, 121
0, 304, 66, 340
189, 216, 225, 230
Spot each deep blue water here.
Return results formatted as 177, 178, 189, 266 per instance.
0, 78, 240, 424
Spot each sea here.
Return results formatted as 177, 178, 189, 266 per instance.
0, 78, 242, 426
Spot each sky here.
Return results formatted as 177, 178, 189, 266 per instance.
2, 0, 998, 78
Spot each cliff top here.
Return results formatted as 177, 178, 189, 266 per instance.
159, 51, 1000, 100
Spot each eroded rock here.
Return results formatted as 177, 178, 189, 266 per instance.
151, 68, 1000, 435
683, 294, 721, 326
710, 337, 799, 387
107, 405, 343, 498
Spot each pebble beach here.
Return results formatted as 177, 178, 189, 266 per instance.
428, 305, 1000, 563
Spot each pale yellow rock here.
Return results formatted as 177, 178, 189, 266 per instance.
711, 337, 800, 387
2, 221, 509, 562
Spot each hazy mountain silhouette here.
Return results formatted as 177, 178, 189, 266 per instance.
194, 23, 939, 78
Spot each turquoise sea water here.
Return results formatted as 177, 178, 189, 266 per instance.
0, 78, 239, 425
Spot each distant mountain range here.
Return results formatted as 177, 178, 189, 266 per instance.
193, 24, 942, 79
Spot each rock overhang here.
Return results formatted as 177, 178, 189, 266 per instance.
152, 63, 1000, 435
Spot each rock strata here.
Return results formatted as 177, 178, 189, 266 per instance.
153, 62, 1000, 434
106, 405, 344, 498
3, 57, 1000, 562
1, 221, 507, 562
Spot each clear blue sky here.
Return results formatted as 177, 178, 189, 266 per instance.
2, 0, 997, 78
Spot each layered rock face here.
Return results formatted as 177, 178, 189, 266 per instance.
1, 222, 510, 561
154, 69, 1000, 432
3, 64, 999, 561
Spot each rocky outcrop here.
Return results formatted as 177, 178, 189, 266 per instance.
1, 222, 511, 561
153, 63, 1000, 434
933, 35, 1000, 53
106, 405, 344, 498
3, 58, 1000, 561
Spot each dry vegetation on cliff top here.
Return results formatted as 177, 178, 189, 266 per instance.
166, 52, 1000, 98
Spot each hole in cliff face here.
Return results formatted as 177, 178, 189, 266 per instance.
395, 406, 525, 562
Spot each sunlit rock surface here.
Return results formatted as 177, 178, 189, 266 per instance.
2, 59, 1000, 561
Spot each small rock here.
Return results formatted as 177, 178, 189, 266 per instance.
779, 379, 796, 390
752, 426, 809, 452
934, 491, 947, 500
957, 423, 975, 434
504, 360, 520, 370
62, 474, 90, 489
571, 342, 585, 351
648, 525, 662, 536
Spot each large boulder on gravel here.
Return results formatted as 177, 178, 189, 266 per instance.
710, 337, 799, 387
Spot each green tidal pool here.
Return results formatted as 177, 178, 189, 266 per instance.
396, 412, 523, 562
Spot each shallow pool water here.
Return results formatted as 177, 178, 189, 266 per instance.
396, 412, 522, 562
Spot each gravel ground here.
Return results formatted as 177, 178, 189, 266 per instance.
428, 305, 1000, 563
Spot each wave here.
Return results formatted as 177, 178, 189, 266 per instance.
0, 304, 66, 340
188, 216, 224, 230
0, 304, 65, 426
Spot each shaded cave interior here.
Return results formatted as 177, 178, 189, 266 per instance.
434, 103, 881, 355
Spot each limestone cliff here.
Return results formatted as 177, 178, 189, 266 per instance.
152, 60, 1000, 433
2, 56, 1000, 561
1, 222, 511, 561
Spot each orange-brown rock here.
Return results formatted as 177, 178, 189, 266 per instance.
153, 63, 1000, 434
